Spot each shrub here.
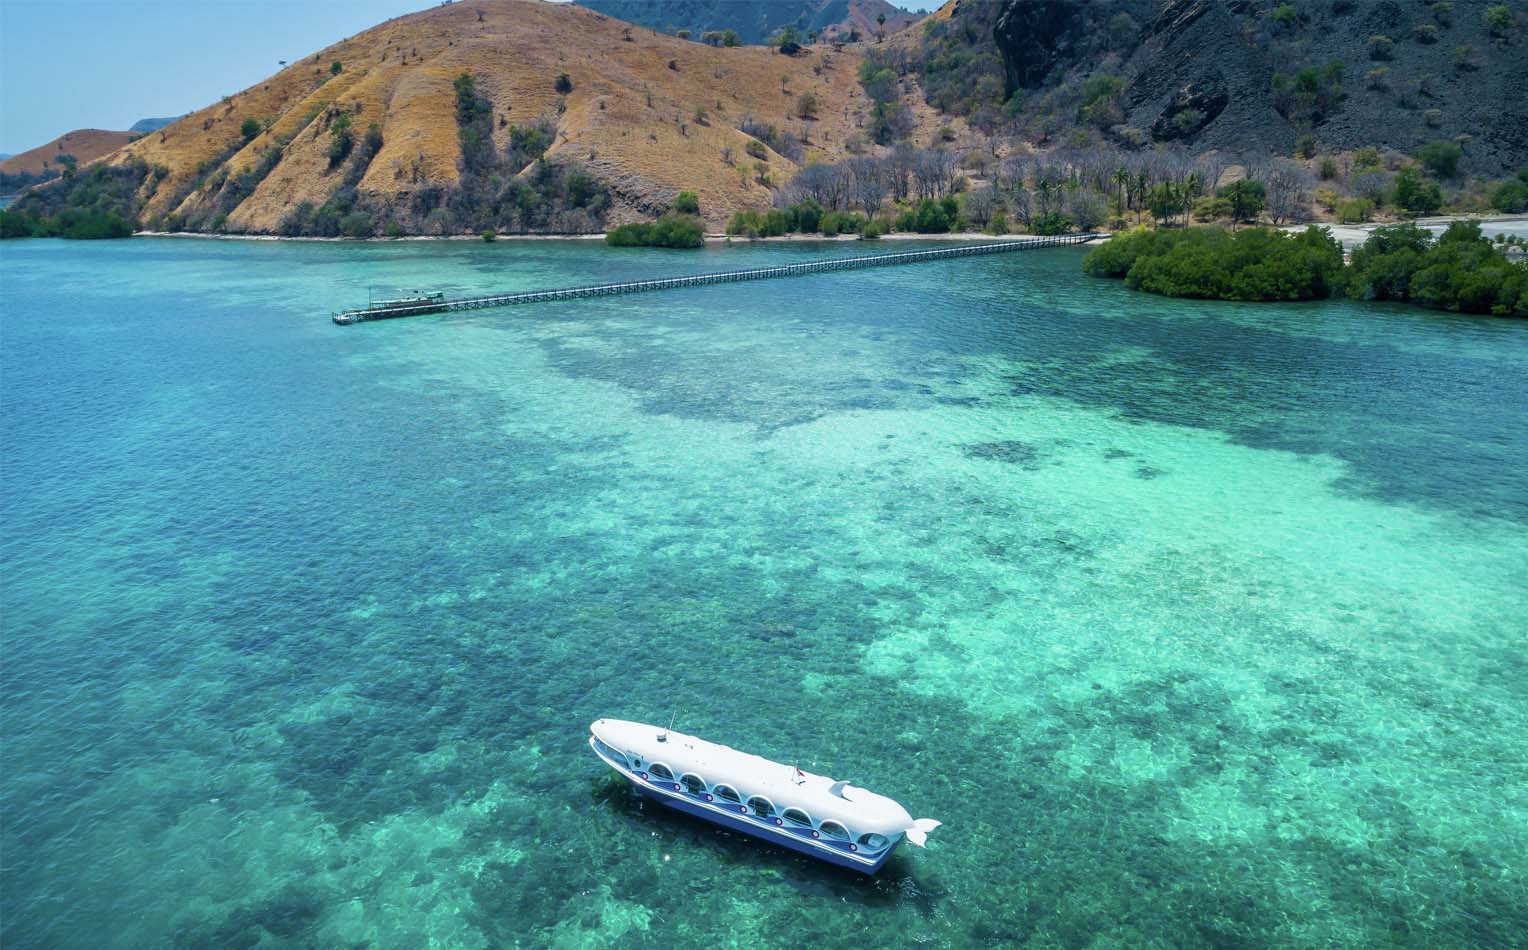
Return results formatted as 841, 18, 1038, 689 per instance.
240, 118, 261, 141
340, 211, 374, 238
554, 73, 573, 94
1086, 225, 1345, 301
3, 160, 150, 239
1344, 220, 1527, 315
506, 118, 555, 172
745, 139, 768, 161
326, 113, 354, 167
1490, 179, 1528, 213
1270, 3, 1299, 27
330, 61, 343, 75
820, 211, 867, 236
672, 190, 700, 215
796, 92, 818, 118
1295, 134, 1317, 159
606, 212, 704, 248
1216, 179, 1267, 224
1031, 212, 1073, 236
861, 218, 886, 239
1193, 195, 1233, 222
1415, 139, 1463, 177
1368, 35, 1394, 59
1393, 165, 1443, 213
1337, 198, 1375, 223
1482, 5, 1513, 36
482, 229, 496, 241
1412, 23, 1439, 43
721, 29, 740, 47
1319, 157, 1339, 180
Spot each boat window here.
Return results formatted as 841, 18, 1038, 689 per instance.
680, 773, 706, 794
713, 784, 740, 803
592, 738, 626, 766
782, 808, 812, 827
650, 763, 674, 780
858, 832, 890, 850
747, 796, 775, 819
819, 821, 850, 840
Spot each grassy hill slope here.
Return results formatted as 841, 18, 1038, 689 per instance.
1, 130, 135, 178
26, 0, 958, 235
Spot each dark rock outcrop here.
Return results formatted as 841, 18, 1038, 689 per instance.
1150, 76, 1228, 142
992, 0, 1089, 92
985, 0, 1526, 171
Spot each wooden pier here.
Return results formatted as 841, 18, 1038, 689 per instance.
331, 234, 1099, 325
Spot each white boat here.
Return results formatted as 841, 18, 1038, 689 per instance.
589, 718, 940, 872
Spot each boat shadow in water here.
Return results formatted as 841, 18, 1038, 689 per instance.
590, 775, 943, 914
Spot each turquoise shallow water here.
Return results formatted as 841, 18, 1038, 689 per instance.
2, 237, 1526, 948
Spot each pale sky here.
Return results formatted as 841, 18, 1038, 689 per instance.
0, 0, 936, 154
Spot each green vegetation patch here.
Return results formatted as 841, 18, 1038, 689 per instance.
1343, 221, 1527, 316
1, 159, 153, 239
606, 213, 704, 248
1083, 226, 1345, 301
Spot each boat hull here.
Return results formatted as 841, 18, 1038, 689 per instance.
594, 739, 897, 873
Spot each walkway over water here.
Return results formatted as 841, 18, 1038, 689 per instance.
331, 234, 1099, 324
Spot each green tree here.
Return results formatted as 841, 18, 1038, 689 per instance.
330, 61, 342, 75
1216, 180, 1266, 226
1415, 139, 1463, 177
1146, 183, 1185, 225
240, 118, 261, 141
672, 190, 700, 215
721, 29, 740, 47
1393, 166, 1442, 213
555, 73, 574, 95
1483, 5, 1514, 36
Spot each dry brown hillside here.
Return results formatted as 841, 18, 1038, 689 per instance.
1, 129, 134, 177
96, 0, 960, 234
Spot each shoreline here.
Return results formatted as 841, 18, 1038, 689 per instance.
131, 229, 1023, 244
110, 212, 1528, 247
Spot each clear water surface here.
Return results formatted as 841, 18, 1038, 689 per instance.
2, 236, 1526, 948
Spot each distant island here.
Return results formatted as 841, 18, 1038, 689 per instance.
2, 0, 1525, 241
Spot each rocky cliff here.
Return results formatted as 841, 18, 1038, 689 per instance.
988, 0, 1527, 171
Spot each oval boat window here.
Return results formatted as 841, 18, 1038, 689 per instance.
649, 763, 674, 780
858, 832, 890, 850
819, 821, 850, 841
713, 784, 741, 803
782, 808, 812, 827
680, 773, 706, 794
747, 796, 775, 819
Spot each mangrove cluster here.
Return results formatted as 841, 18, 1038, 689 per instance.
1084, 222, 1527, 316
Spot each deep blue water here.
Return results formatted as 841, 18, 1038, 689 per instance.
2, 236, 1526, 948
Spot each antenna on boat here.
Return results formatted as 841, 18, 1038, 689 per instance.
659, 706, 677, 742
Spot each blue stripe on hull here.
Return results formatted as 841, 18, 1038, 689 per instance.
631, 781, 895, 874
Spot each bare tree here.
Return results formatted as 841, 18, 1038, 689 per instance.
1068, 189, 1109, 231
1006, 182, 1035, 229
846, 156, 887, 216
1196, 151, 1231, 192
1264, 159, 1313, 225
963, 184, 998, 228
886, 146, 915, 202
